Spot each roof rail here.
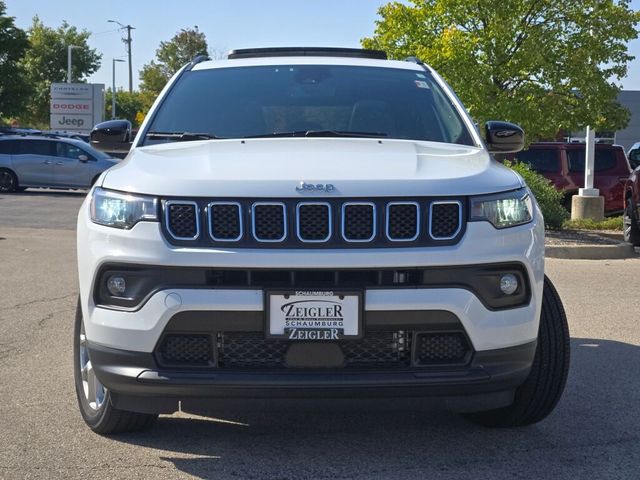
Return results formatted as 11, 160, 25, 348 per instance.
186, 54, 211, 70
404, 56, 424, 65
227, 47, 388, 60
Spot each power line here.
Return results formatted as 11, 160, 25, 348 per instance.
89, 28, 121, 37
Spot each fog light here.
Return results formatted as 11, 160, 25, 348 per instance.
107, 276, 126, 296
500, 274, 518, 295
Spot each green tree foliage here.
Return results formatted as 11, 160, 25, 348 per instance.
20, 16, 101, 126
508, 161, 568, 229
104, 89, 146, 127
0, 1, 30, 119
362, 0, 640, 141
139, 27, 208, 105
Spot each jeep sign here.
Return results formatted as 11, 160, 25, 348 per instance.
50, 83, 104, 133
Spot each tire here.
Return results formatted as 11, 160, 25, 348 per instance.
465, 275, 570, 427
623, 196, 640, 246
0, 168, 18, 193
73, 298, 157, 434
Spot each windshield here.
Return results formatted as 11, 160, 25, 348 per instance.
143, 65, 475, 146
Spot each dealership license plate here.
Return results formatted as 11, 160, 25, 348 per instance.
266, 290, 362, 340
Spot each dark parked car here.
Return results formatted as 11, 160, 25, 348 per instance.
0, 135, 118, 192
624, 166, 640, 245
504, 142, 632, 214
628, 142, 640, 170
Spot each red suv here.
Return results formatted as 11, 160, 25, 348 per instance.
506, 143, 632, 214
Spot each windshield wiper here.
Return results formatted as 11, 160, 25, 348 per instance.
242, 130, 388, 139
145, 131, 225, 141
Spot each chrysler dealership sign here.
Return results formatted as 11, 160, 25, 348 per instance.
50, 83, 105, 133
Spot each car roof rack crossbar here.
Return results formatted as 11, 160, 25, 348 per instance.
227, 47, 388, 60
186, 54, 211, 70
404, 56, 424, 65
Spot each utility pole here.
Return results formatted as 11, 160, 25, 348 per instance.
108, 20, 135, 93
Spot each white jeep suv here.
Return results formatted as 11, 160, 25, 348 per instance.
75, 47, 569, 433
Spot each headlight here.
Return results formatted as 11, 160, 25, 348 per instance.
90, 187, 158, 229
470, 188, 533, 229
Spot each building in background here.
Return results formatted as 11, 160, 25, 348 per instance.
614, 90, 640, 152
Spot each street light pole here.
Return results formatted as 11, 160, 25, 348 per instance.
108, 20, 135, 93
67, 45, 80, 83
112, 58, 125, 119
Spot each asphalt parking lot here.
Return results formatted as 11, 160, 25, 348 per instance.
1, 190, 639, 479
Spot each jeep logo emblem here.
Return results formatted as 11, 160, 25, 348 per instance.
296, 182, 335, 193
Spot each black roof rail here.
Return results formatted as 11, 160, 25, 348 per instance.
404, 56, 424, 65
186, 54, 211, 70
227, 47, 388, 60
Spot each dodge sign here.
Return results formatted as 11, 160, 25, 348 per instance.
50, 83, 104, 133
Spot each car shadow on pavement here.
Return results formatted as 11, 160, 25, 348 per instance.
111, 338, 640, 479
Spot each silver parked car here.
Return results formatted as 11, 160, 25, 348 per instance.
0, 135, 118, 192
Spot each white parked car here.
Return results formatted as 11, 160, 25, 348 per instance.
75, 47, 569, 433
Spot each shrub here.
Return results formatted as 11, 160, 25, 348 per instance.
506, 161, 569, 230
563, 216, 623, 231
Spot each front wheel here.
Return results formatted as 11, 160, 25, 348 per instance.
73, 298, 157, 434
623, 196, 640, 246
0, 168, 18, 193
465, 275, 570, 427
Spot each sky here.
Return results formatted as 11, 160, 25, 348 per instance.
5, 0, 640, 92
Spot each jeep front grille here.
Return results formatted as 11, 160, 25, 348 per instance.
162, 197, 465, 248
342, 202, 376, 242
430, 201, 462, 239
208, 202, 242, 241
386, 202, 419, 241
165, 201, 199, 240
297, 202, 331, 242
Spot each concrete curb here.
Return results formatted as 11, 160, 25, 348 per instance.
545, 243, 637, 260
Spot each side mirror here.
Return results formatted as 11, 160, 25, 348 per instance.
78, 154, 89, 162
90, 120, 132, 158
485, 121, 525, 153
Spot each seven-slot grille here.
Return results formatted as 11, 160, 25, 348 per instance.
297, 203, 331, 241
165, 201, 199, 239
386, 202, 419, 241
208, 202, 242, 241
430, 201, 462, 239
253, 203, 286, 241
163, 198, 464, 247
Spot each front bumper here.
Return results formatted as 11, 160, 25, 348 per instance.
89, 339, 536, 414
77, 195, 544, 410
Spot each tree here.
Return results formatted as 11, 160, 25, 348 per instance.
104, 89, 146, 127
20, 16, 101, 126
362, 0, 640, 141
0, 1, 30, 120
139, 27, 208, 102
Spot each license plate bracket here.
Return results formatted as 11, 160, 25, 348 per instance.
266, 290, 363, 340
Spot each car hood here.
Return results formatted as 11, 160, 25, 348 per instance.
102, 138, 522, 197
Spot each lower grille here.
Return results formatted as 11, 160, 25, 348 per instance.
414, 332, 470, 365
158, 334, 212, 366
219, 332, 288, 368
156, 331, 471, 370
341, 331, 411, 367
